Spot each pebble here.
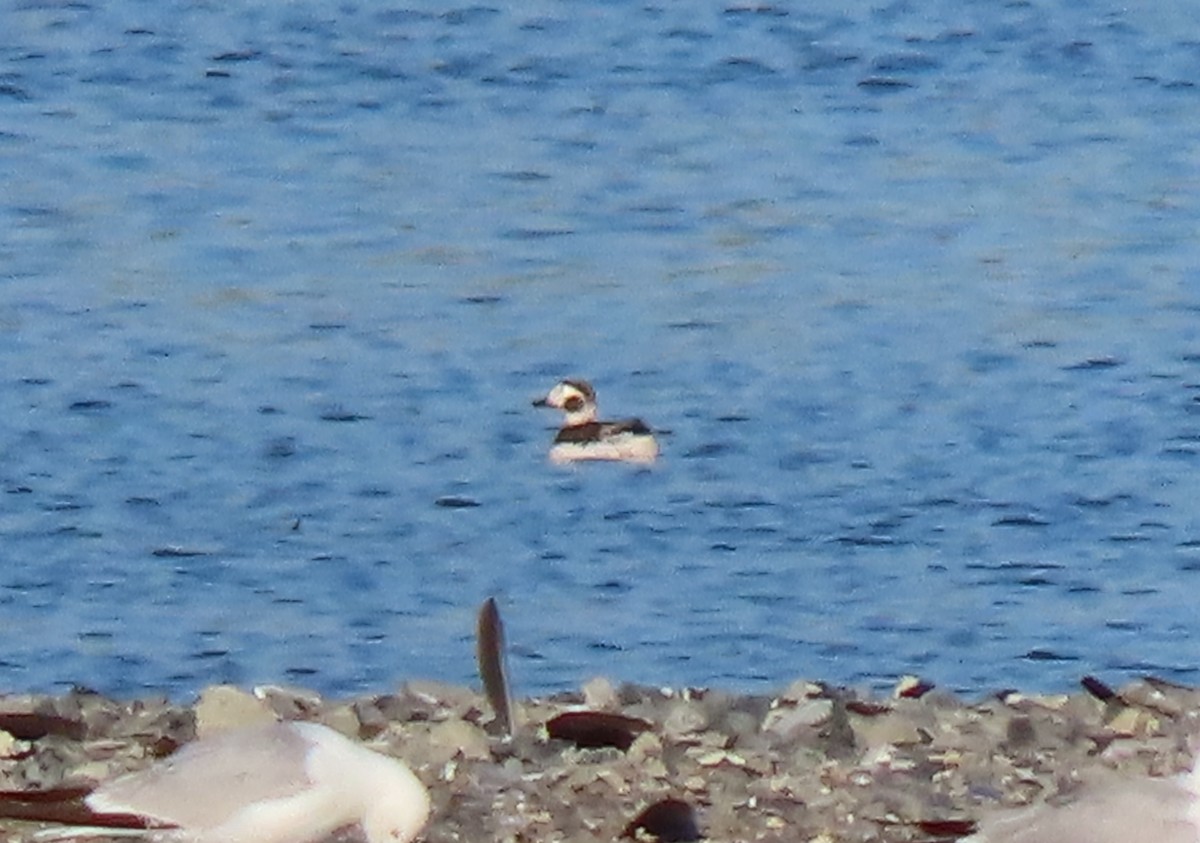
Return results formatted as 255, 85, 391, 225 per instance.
582, 677, 619, 711
762, 698, 834, 742
193, 684, 275, 736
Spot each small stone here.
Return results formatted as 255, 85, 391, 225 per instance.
70, 757, 119, 784
425, 718, 492, 763
1106, 706, 1159, 737
254, 684, 324, 719
1004, 716, 1038, 749
582, 677, 619, 710
404, 679, 481, 714
663, 701, 709, 740
351, 697, 393, 737
763, 699, 834, 743
318, 704, 363, 739
693, 749, 748, 768
722, 709, 763, 743
1028, 694, 1071, 711
628, 731, 664, 762
639, 757, 672, 780
1118, 681, 1184, 717
930, 749, 963, 768
0, 729, 23, 758
193, 685, 276, 737
851, 711, 927, 751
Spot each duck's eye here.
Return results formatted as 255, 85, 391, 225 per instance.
564, 396, 585, 412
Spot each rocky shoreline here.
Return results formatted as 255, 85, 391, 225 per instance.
0, 675, 1195, 842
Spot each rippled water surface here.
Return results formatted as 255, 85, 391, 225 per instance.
4, 1, 1200, 699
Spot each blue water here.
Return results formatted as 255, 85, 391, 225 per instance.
3, 1, 1200, 700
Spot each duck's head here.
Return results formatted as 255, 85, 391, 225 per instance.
533, 379, 598, 426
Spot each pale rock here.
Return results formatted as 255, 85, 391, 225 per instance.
404, 679, 482, 715
254, 684, 324, 720
628, 731, 664, 762
663, 700, 709, 740
318, 704, 363, 739
1117, 680, 1185, 717
851, 712, 928, 750
422, 718, 492, 764
582, 677, 619, 710
762, 698, 834, 743
1026, 694, 1071, 711
0, 729, 22, 758
193, 685, 276, 737
1105, 705, 1160, 738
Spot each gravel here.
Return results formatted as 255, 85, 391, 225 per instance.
0, 674, 1195, 843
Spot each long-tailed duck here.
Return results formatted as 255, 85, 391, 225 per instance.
533, 379, 659, 464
